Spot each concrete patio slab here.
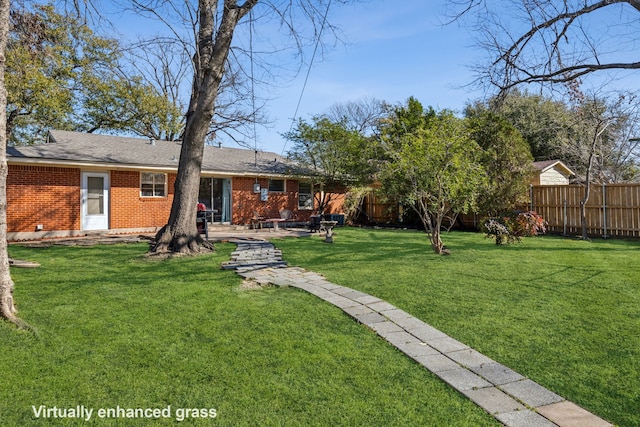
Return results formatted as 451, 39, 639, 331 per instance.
407, 324, 449, 341
426, 336, 470, 353
368, 321, 405, 335
380, 330, 420, 346
324, 295, 362, 309
342, 305, 374, 318
379, 308, 413, 322
446, 348, 495, 369
316, 282, 343, 290
501, 379, 565, 408
396, 341, 440, 358
366, 300, 396, 312
391, 315, 429, 331
462, 387, 526, 415
496, 410, 558, 427
434, 367, 493, 391
537, 401, 613, 427
413, 353, 462, 372
470, 362, 526, 386
353, 295, 382, 305
355, 312, 387, 325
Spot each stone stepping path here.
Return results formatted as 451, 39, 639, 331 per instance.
224, 239, 612, 427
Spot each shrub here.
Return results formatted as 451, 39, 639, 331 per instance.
483, 211, 547, 245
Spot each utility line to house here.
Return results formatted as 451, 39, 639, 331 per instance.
280, 0, 332, 157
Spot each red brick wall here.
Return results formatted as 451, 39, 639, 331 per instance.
7, 164, 344, 234
232, 177, 330, 224
7, 166, 176, 234
110, 171, 175, 229
7, 165, 81, 232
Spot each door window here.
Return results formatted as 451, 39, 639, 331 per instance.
87, 176, 104, 215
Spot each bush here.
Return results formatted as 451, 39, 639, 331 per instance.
483, 211, 547, 245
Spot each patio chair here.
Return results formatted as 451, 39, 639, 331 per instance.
279, 209, 297, 229
250, 210, 266, 231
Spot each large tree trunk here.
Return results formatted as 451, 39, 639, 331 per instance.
151, 0, 256, 254
0, 0, 19, 324
152, 120, 212, 254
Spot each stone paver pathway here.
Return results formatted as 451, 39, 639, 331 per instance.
222, 239, 612, 427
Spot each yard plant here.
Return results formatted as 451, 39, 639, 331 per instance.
275, 228, 640, 427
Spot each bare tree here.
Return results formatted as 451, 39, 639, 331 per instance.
326, 97, 389, 136
576, 97, 612, 240
140, 0, 350, 254
564, 92, 638, 238
0, 0, 19, 325
594, 94, 640, 183
450, 0, 640, 93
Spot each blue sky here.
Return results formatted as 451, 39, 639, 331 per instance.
257, 1, 483, 154
109, 1, 489, 153
105, 1, 640, 154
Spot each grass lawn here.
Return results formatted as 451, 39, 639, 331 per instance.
1, 241, 498, 426
274, 228, 640, 427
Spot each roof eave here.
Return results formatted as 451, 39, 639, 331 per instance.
8, 156, 299, 178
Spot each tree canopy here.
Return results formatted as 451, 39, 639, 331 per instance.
379, 101, 487, 254
5, 3, 184, 143
284, 115, 375, 213
465, 107, 534, 215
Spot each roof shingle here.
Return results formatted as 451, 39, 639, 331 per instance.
7, 130, 294, 176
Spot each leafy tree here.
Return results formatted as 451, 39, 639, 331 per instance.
379, 96, 436, 147
5, 3, 114, 142
284, 115, 373, 213
465, 107, 534, 216
480, 90, 640, 183
5, 3, 184, 143
479, 91, 576, 162
379, 102, 487, 255
79, 74, 185, 141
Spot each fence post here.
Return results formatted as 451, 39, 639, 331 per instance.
563, 198, 568, 236
602, 183, 608, 239
529, 185, 533, 212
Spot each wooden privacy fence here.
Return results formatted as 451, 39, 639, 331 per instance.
530, 184, 640, 238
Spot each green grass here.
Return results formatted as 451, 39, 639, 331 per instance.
274, 228, 640, 427
2, 242, 497, 426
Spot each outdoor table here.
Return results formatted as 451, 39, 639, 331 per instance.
264, 217, 285, 231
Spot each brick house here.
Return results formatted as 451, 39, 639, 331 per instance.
6, 130, 337, 240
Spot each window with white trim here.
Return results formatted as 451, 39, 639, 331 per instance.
141, 173, 167, 197
298, 182, 313, 210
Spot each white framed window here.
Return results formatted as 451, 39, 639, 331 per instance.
298, 182, 313, 210
141, 172, 167, 197
268, 179, 285, 192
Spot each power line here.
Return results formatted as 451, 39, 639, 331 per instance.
280, 0, 332, 157
249, 9, 258, 166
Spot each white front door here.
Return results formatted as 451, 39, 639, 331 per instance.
81, 172, 109, 231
